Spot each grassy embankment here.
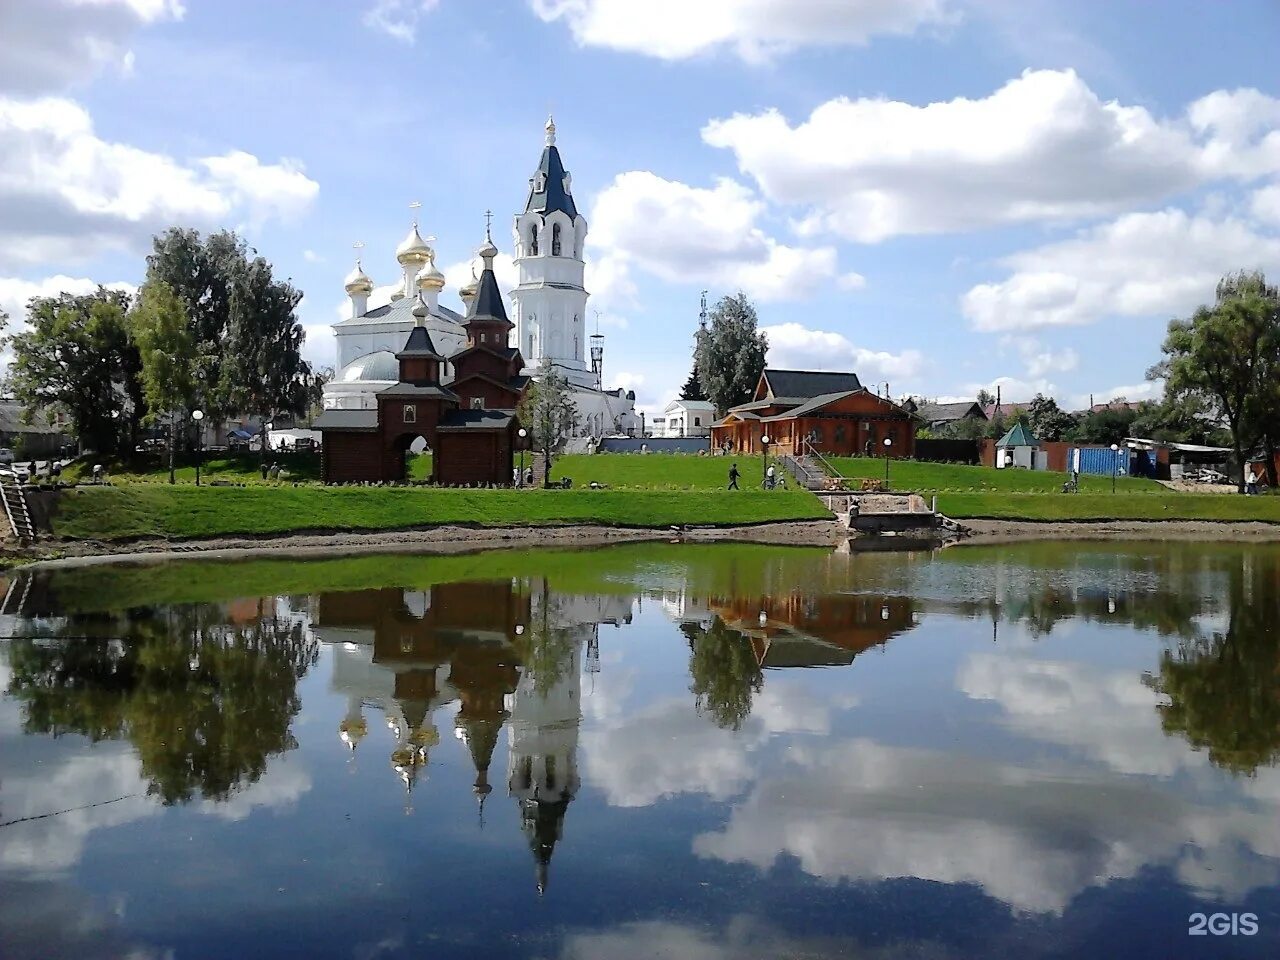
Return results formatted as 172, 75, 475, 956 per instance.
826, 457, 1280, 522
60, 451, 435, 484
51, 483, 828, 542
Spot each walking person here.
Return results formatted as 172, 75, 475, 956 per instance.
727, 462, 740, 490
765, 463, 776, 490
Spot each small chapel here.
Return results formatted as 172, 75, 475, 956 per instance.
313, 236, 527, 485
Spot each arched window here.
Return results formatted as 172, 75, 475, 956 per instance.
552, 223, 562, 256
529, 224, 538, 257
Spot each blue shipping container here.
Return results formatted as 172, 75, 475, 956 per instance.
1070, 447, 1129, 477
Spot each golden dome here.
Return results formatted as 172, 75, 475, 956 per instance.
417, 251, 445, 291
396, 223, 431, 265
459, 264, 478, 303
343, 259, 373, 295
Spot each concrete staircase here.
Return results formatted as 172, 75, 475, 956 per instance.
780, 452, 845, 491
0, 479, 35, 542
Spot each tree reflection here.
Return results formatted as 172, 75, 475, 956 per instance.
6, 602, 317, 804
685, 617, 762, 732
1149, 557, 1280, 775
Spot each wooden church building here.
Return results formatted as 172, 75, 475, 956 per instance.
315, 236, 528, 485
710, 369, 918, 459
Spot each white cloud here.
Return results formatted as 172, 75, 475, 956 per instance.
761, 322, 923, 381
694, 733, 1280, 914
609, 371, 644, 393
0, 0, 184, 95
362, 0, 440, 43
961, 375, 1057, 404
530, 0, 953, 62
1252, 183, 1280, 225
590, 172, 839, 303
0, 274, 136, 327
303, 249, 323, 263
962, 209, 1280, 332
703, 70, 1280, 242
0, 96, 320, 267
1002, 336, 1079, 378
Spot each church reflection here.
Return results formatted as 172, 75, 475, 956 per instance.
307, 580, 630, 891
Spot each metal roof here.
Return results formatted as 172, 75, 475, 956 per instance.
997, 422, 1039, 447
762, 369, 863, 399
761, 391, 859, 421
524, 144, 579, 219
395, 325, 443, 360
336, 351, 399, 383
313, 409, 378, 431
914, 401, 987, 423
437, 409, 516, 431
377, 383, 458, 400
334, 297, 464, 327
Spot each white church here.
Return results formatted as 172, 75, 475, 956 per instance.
322, 118, 640, 440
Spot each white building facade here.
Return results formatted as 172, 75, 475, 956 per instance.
656, 399, 715, 438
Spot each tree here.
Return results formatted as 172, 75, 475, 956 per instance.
976, 388, 996, 408
518, 361, 579, 488
148, 228, 315, 449
680, 362, 707, 401
7, 288, 143, 456
146, 228, 246, 417
130, 280, 196, 484
1026, 393, 1077, 442
694, 292, 768, 415
6, 604, 317, 805
221, 255, 312, 460
685, 617, 763, 731
1158, 271, 1279, 492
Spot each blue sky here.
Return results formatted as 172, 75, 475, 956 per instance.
1, 0, 1278, 416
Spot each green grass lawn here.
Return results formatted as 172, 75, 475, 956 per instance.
61, 450, 323, 485
827, 457, 1164, 494
550, 453, 766, 489
936, 492, 1280, 522
51, 484, 830, 541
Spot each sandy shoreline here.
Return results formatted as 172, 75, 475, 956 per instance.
955, 518, 1280, 545
10, 516, 1280, 571
15, 520, 846, 571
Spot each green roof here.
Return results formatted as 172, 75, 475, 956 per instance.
997, 422, 1039, 447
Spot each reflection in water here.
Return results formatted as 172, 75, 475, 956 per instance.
5, 601, 316, 804
1149, 552, 1280, 774
0, 542, 1278, 958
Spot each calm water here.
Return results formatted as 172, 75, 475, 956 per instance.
1, 542, 1278, 959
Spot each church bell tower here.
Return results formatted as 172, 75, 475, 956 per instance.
511, 117, 593, 388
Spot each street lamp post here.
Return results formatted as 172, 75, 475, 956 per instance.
761, 435, 771, 484
883, 436, 893, 487
1110, 442, 1120, 494
517, 428, 528, 486
192, 410, 205, 486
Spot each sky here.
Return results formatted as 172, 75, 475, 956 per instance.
1, 0, 1278, 417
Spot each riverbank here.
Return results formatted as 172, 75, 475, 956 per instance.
16, 519, 846, 570
956, 518, 1280, 544
48, 484, 829, 541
